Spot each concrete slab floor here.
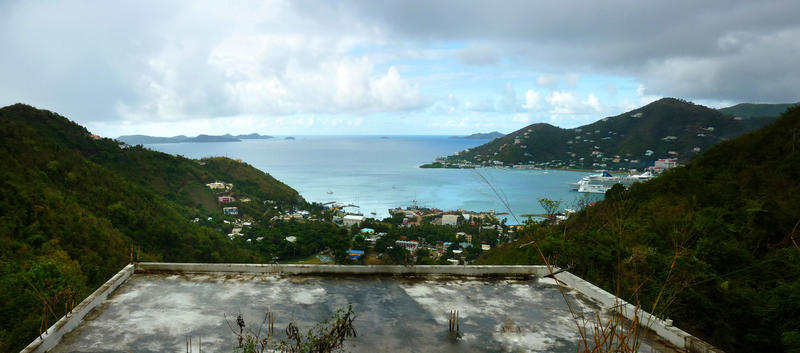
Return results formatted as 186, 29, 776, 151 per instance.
53, 273, 674, 353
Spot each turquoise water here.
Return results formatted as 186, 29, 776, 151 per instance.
145, 136, 598, 223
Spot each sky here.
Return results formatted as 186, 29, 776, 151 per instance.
1, 0, 799, 137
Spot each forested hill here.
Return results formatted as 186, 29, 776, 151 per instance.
0, 104, 303, 351
477, 106, 800, 352
428, 98, 778, 170
718, 102, 799, 118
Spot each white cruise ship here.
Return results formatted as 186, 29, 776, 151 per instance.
571, 171, 654, 194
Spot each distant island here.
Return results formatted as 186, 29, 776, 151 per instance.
284, 136, 296, 140
449, 131, 505, 140
117, 133, 273, 145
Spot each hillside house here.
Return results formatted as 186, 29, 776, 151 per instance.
206, 181, 233, 190
218, 196, 235, 203
223, 207, 238, 215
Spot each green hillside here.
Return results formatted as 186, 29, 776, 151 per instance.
429, 98, 777, 170
478, 106, 800, 352
0, 104, 304, 351
718, 102, 798, 118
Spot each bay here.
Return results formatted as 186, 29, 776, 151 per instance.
145, 136, 598, 223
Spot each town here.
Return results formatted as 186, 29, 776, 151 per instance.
201, 180, 526, 266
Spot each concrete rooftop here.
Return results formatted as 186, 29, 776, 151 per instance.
47, 270, 673, 352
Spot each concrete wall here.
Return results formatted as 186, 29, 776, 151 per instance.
554, 271, 724, 353
134, 262, 554, 277
20, 264, 134, 353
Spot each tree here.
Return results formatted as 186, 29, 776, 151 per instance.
537, 197, 562, 223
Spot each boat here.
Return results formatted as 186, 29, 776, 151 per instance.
571, 171, 654, 194
327, 191, 333, 195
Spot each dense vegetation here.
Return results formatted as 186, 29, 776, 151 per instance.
430, 98, 779, 170
0, 104, 304, 351
478, 106, 800, 352
718, 102, 799, 118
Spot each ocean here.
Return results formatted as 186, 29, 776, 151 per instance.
145, 135, 598, 223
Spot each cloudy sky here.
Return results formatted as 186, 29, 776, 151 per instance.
1, 0, 798, 137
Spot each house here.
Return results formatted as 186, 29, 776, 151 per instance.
360, 228, 375, 234
654, 158, 678, 170
343, 215, 365, 227
285, 236, 297, 243
441, 214, 458, 226
206, 181, 233, 190
223, 207, 238, 215
481, 243, 491, 251
395, 240, 419, 252
218, 196, 235, 203
346, 249, 365, 260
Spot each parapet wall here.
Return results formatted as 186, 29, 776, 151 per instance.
134, 262, 554, 277
554, 271, 724, 353
20, 264, 134, 353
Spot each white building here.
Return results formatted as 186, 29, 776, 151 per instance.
343, 215, 365, 227
654, 158, 678, 170
395, 240, 419, 252
441, 214, 458, 226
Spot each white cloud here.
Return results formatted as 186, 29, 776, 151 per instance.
586, 93, 600, 112
370, 66, 422, 110
522, 90, 541, 110
545, 91, 604, 116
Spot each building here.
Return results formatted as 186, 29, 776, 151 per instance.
654, 158, 678, 170
441, 214, 458, 226
343, 215, 365, 227
218, 196, 235, 203
206, 181, 233, 190
395, 240, 419, 252
481, 243, 491, 251
346, 249, 365, 260
222, 207, 238, 215
285, 236, 297, 243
